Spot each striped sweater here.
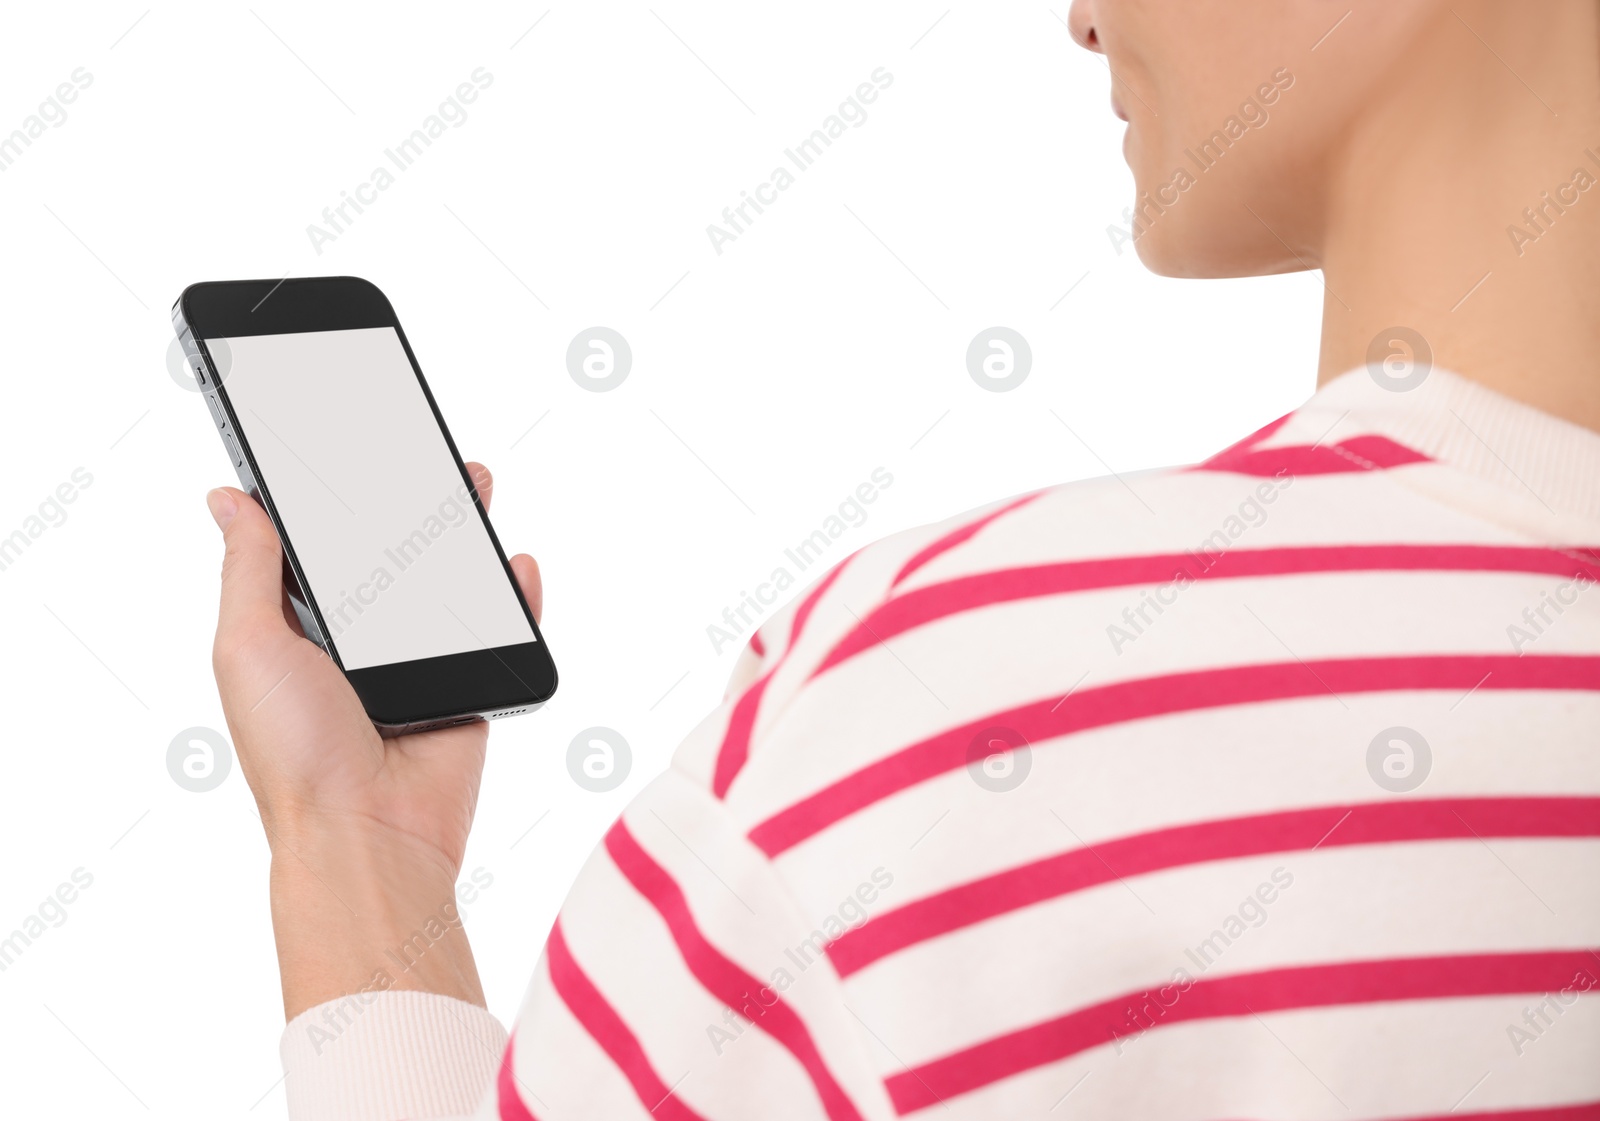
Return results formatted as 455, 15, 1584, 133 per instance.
281, 367, 1600, 1121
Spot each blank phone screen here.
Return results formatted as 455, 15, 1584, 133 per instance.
217, 326, 535, 671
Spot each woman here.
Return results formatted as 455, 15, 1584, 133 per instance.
205, 1, 1600, 1117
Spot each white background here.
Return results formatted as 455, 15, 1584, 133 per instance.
0, 3, 1320, 1118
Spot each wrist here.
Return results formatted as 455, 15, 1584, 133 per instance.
267, 816, 485, 1022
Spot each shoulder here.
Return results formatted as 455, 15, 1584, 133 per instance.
670, 408, 1493, 805
666, 468, 1198, 798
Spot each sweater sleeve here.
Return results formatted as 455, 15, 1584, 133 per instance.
280, 990, 507, 1121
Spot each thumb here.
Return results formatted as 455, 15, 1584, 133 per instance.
207, 488, 290, 637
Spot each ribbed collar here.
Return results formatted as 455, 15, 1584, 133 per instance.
1293, 366, 1600, 531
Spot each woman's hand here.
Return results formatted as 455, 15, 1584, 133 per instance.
206, 462, 541, 1020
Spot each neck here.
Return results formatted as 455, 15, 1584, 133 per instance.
1316, 0, 1600, 433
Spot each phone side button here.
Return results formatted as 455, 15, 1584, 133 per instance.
222, 431, 243, 466
205, 393, 225, 428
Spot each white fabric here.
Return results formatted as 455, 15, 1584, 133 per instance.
281, 990, 507, 1121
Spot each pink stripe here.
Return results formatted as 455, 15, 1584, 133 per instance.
606, 821, 866, 1121
1197, 433, 1430, 477
496, 1034, 541, 1121
1204, 412, 1294, 463
711, 557, 854, 798
891, 492, 1044, 589
887, 950, 1600, 1113
829, 797, 1600, 976
813, 544, 1599, 680
544, 919, 711, 1121
1328, 1105, 1600, 1121
791, 555, 852, 640
712, 675, 773, 799
748, 630, 766, 657
750, 654, 1600, 856
1210, 1105, 1600, 1121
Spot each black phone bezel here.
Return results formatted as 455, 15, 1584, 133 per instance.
176, 276, 557, 733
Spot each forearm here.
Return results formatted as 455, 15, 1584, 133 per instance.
267, 817, 485, 1022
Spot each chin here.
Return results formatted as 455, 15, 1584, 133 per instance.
1132, 225, 1225, 279
1122, 159, 1225, 277
1130, 204, 1306, 280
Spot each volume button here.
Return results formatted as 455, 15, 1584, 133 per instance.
206, 393, 225, 428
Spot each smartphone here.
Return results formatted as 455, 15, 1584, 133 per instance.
172, 276, 557, 734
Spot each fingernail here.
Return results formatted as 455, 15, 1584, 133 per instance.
207, 489, 237, 530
